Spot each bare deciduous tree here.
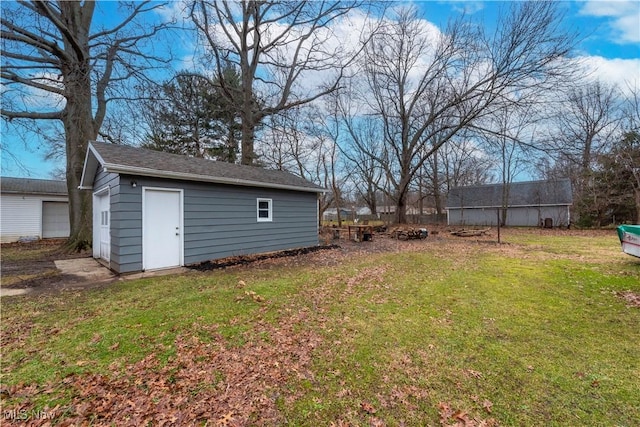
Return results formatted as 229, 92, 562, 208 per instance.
476, 105, 539, 225
551, 80, 622, 224
258, 104, 341, 226
555, 80, 621, 172
353, 3, 575, 223
336, 91, 385, 217
189, 0, 370, 165
1, 0, 172, 250
439, 136, 493, 191
620, 85, 640, 222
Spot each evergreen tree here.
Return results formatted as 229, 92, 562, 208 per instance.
143, 68, 242, 162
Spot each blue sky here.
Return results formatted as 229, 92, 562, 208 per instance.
1, 0, 639, 180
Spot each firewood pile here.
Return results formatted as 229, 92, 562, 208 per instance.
391, 227, 428, 240
450, 228, 491, 237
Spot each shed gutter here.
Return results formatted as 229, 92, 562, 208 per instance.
1, 190, 68, 196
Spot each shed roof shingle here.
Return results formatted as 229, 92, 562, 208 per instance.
80, 142, 325, 193
446, 179, 572, 209
1, 177, 67, 195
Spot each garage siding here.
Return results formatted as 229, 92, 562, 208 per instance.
1, 194, 69, 243
98, 174, 319, 273
42, 202, 70, 238
447, 206, 570, 227
0, 194, 41, 242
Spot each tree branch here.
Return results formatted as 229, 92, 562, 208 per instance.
1, 108, 63, 120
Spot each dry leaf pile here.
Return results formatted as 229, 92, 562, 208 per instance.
4, 309, 321, 426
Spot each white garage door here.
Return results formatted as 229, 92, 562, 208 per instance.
42, 202, 70, 238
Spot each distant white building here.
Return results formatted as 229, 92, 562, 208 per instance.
446, 179, 573, 227
1, 177, 70, 243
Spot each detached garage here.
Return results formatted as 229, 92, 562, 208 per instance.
446, 179, 573, 227
79, 142, 325, 274
0, 177, 70, 243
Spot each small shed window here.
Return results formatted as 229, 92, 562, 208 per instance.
257, 198, 272, 222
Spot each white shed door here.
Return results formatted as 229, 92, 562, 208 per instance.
93, 191, 110, 262
143, 188, 182, 270
42, 202, 70, 238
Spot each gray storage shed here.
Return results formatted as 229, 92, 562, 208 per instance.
446, 179, 572, 227
80, 142, 324, 273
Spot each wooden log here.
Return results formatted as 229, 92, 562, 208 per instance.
450, 228, 490, 237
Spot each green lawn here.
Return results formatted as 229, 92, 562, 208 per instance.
1, 230, 639, 425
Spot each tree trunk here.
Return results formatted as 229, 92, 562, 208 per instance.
370, 196, 377, 216
241, 113, 256, 165
61, 13, 95, 251
395, 191, 408, 224
63, 76, 94, 250
635, 187, 640, 224
432, 150, 443, 215
418, 173, 424, 216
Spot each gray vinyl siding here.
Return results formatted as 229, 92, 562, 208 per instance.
96, 173, 318, 273
93, 170, 145, 273
447, 206, 570, 227
182, 180, 318, 264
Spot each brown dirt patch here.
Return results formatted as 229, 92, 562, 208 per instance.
1, 239, 89, 283
617, 291, 640, 308
1, 239, 106, 297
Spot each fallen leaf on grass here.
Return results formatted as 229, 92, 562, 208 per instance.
438, 401, 453, 423
109, 342, 120, 351
216, 411, 235, 426
360, 401, 376, 414
453, 410, 472, 424
438, 401, 498, 427
482, 399, 493, 414
241, 290, 266, 303
465, 369, 483, 379
336, 388, 350, 398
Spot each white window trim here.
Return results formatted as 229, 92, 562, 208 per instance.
257, 198, 273, 222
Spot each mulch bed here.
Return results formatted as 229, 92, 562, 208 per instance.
189, 244, 341, 271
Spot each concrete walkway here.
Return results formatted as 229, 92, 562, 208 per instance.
0, 288, 30, 297
1, 258, 190, 297
54, 258, 116, 281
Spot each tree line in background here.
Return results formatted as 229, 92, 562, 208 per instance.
2, 1, 639, 250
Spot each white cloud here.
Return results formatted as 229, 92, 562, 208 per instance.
577, 55, 640, 93
3, 72, 66, 111
448, 1, 486, 15
154, 0, 191, 24
579, 0, 640, 43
